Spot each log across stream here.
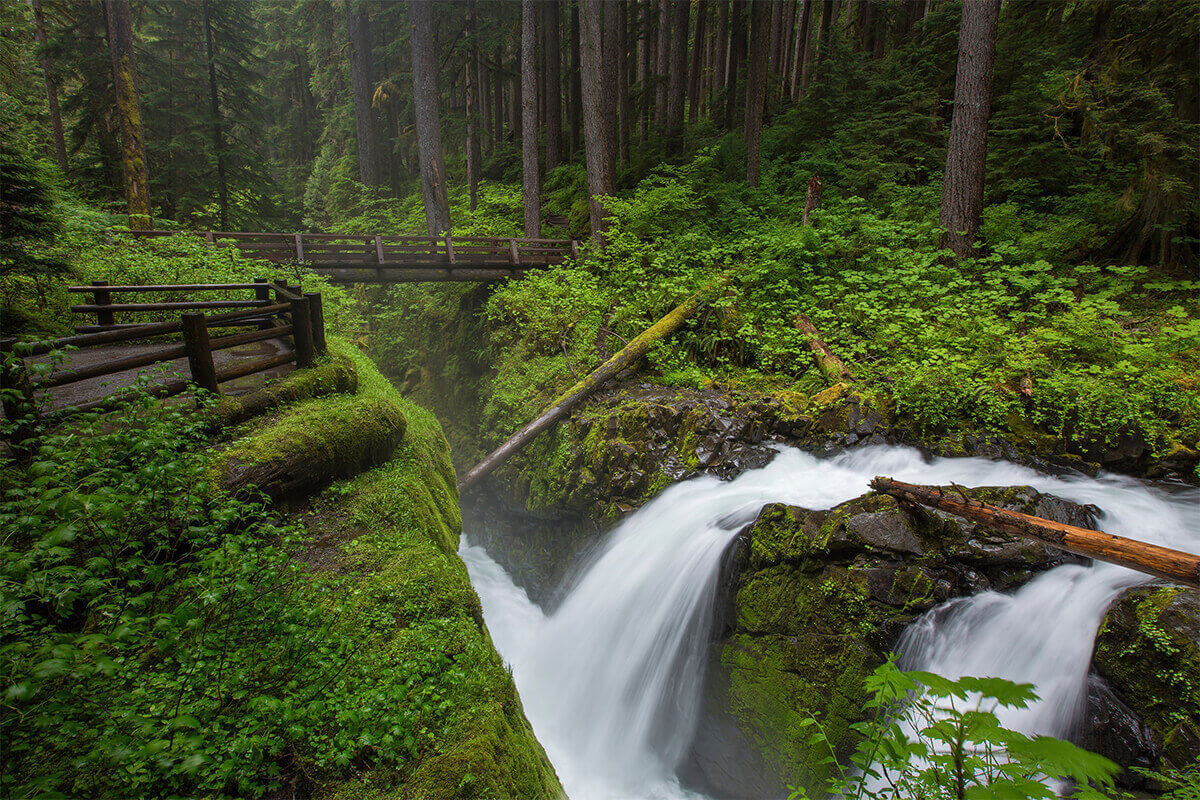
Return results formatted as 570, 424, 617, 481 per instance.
460, 445, 1199, 800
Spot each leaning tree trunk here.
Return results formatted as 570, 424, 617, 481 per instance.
938, 0, 1001, 259
408, 0, 451, 234
104, 0, 151, 229
744, 0, 771, 186
459, 279, 727, 493
30, 0, 68, 172
345, 0, 380, 186
521, 0, 541, 238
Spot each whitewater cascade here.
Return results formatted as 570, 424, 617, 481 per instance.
461, 445, 1199, 800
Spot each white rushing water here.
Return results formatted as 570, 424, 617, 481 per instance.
461, 445, 1199, 800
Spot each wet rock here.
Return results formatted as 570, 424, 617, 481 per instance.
683, 485, 1098, 798
1092, 585, 1200, 773
1079, 674, 1160, 790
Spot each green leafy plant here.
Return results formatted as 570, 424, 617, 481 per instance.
788, 659, 1119, 800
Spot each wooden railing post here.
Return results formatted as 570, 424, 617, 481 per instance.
305, 292, 327, 356
253, 278, 272, 330
509, 239, 520, 266
181, 313, 219, 394
294, 233, 304, 263
374, 235, 384, 264
272, 279, 289, 302
92, 280, 115, 328
289, 296, 315, 368
445, 233, 456, 265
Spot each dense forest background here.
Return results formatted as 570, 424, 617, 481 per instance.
3, 0, 1199, 464
3, 0, 1197, 265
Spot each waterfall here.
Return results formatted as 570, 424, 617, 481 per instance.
462, 445, 1198, 800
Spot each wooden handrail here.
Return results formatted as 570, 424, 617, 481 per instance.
67, 282, 268, 293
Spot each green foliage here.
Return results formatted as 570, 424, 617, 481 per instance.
787, 660, 1119, 800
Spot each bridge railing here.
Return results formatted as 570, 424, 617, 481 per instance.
108, 230, 580, 275
1, 280, 326, 422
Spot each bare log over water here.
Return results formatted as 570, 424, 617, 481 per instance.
870, 476, 1200, 588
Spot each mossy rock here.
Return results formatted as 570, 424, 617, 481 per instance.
1093, 585, 1200, 771
211, 353, 358, 428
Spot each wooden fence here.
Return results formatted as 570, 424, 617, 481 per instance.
1, 280, 325, 426
110, 230, 581, 283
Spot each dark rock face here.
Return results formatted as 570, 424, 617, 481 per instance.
1079, 674, 1160, 790
682, 487, 1093, 800
1091, 585, 1200, 776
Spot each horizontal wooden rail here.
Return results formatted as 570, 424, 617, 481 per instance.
71, 300, 272, 314
67, 283, 266, 293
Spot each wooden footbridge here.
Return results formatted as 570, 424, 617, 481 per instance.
114, 230, 580, 283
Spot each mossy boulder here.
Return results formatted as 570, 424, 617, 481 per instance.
1092, 585, 1200, 774
681, 485, 1095, 799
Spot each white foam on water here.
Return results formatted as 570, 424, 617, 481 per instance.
461, 445, 1199, 799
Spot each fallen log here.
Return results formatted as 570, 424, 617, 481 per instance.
458, 280, 723, 493
794, 314, 852, 385
870, 477, 1200, 589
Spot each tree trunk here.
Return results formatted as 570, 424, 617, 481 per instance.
579, 0, 616, 241
768, 0, 784, 81
467, 1, 482, 209
408, 0, 451, 234
545, 0, 562, 170
724, 0, 746, 129
938, 0, 1000, 258
617, 0, 630, 164
665, 0, 689, 145
790, 0, 811, 98
30, 0, 68, 172
602, 0, 621, 163
201, 0, 229, 230
521, 0, 541, 238
688, 0, 708, 124
345, 0, 380, 186
793, 312, 849, 384
870, 478, 1200, 589
459, 282, 725, 494
570, 2, 582, 155
713, 0, 729, 111
642, 0, 655, 139
104, 0, 151, 229
805, 0, 833, 91
744, 0, 770, 186
654, 0, 670, 126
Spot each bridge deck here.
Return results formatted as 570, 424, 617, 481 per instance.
113, 230, 580, 282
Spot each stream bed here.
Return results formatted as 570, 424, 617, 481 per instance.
462, 445, 1199, 799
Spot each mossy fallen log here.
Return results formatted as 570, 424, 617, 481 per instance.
793, 314, 851, 385
871, 476, 1200, 588
458, 278, 727, 493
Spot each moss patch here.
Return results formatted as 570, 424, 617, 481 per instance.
212, 353, 358, 428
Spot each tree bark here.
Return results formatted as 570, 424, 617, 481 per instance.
642, 0, 655, 139
938, 0, 1000, 258
30, 0, 68, 172
104, 0, 151, 229
579, 0, 616, 241
666, 0, 689, 145
870, 477, 1200, 589
602, 1, 621, 163
201, 0, 229, 230
805, 0, 833, 91
408, 0, 451, 234
688, 0, 708, 125
744, 0, 770, 186
345, 0, 380, 186
724, 0, 746, 129
545, 0, 563, 170
458, 282, 725, 494
521, 0, 541, 238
